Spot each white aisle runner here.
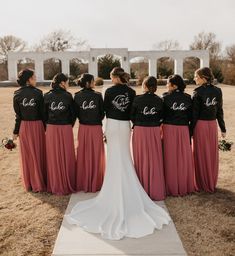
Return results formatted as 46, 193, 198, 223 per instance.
53, 192, 187, 256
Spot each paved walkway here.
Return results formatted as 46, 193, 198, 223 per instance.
53, 192, 187, 256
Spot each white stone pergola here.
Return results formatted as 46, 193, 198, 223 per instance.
7, 48, 209, 82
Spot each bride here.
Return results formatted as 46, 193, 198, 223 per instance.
65, 67, 171, 240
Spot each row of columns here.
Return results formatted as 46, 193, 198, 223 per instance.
8, 56, 209, 82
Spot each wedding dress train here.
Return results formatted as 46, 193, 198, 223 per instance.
65, 118, 171, 240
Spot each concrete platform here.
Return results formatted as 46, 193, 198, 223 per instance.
53, 192, 187, 256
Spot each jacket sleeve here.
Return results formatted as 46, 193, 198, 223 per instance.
216, 89, 226, 133
159, 99, 164, 124
73, 96, 80, 119
43, 95, 49, 125
191, 90, 201, 132
70, 97, 77, 127
99, 94, 105, 120
13, 95, 21, 135
187, 97, 193, 136
161, 96, 167, 122
131, 90, 137, 103
39, 92, 46, 130
130, 98, 137, 124
103, 89, 110, 114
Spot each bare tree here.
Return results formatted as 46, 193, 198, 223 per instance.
152, 40, 180, 78
222, 44, 235, 85
0, 35, 26, 61
34, 29, 88, 52
153, 40, 181, 51
226, 44, 235, 63
190, 32, 221, 59
190, 32, 223, 82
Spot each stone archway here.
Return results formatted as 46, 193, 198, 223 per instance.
183, 57, 200, 83
69, 58, 88, 78
97, 54, 121, 79
130, 57, 149, 79
43, 58, 62, 80
157, 57, 174, 79
6, 49, 209, 82
17, 58, 35, 73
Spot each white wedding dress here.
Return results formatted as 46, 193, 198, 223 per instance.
65, 118, 171, 240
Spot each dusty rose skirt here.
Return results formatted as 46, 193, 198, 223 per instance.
76, 124, 105, 192
46, 124, 76, 195
132, 126, 166, 201
162, 124, 196, 196
193, 120, 219, 192
19, 120, 46, 192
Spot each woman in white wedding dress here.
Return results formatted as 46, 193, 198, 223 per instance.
65, 67, 171, 240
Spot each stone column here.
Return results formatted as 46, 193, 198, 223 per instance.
8, 59, 18, 81
148, 58, 157, 77
200, 57, 209, 68
121, 56, 130, 73
88, 56, 98, 78
61, 59, 70, 76
35, 58, 44, 82
174, 58, 183, 77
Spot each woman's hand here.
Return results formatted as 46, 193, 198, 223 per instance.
103, 134, 107, 143
221, 132, 226, 139
13, 134, 18, 140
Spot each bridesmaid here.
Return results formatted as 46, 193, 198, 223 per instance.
44, 73, 76, 195
131, 76, 166, 201
162, 74, 196, 196
13, 68, 46, 192
74, 73, 105, 192
192, 67, 226, 192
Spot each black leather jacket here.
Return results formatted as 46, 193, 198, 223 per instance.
104, 84, 136, 121
162, 90, 192, 126
13, 85, 44, 134
74, 88, 104, 125
44, 87, 76, 126
130, 92, 163, 127
192, 83, 226, 132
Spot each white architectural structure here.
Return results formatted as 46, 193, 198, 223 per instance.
7, 48, 209, 82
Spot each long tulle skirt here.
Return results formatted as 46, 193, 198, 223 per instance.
193, 120, 219, 192
132, 126, 166, 200
46, 124, 76, 195
162, 124, 196, 196
19, 120, 47, 192
76, 124, 105, 192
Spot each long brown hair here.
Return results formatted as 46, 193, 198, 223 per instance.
110, 67, 130, 84
195, 67, 214, 83
17, 69, 34, 87
50, 73, 68, 88
143, 76, 157, 93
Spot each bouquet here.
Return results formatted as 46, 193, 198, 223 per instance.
1, 137, 17, 151
218, 139, 233, 152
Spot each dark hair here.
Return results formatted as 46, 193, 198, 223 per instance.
110, 67, 130, 84
143, 76, 157, 93
77, 73, 94, 88
195, 67, 214, 83
168, 74, 186, 92
17, 69, 35, 87
51, 73, 68, 88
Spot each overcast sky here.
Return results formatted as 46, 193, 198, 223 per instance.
0, 0, 235, 51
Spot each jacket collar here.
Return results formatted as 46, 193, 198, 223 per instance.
81, 87, 94, 92
51, 86, 67, 92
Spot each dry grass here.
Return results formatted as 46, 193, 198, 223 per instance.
0, 85, 234, 256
